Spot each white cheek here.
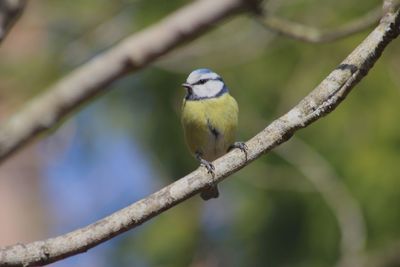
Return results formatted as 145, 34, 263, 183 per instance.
193, 81, 223, 98
192, 85, 208, 98
207, 80, 223, 94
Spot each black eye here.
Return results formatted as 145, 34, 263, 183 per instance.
198, 79, 207, 85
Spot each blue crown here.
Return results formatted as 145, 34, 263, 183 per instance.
192, 68, 214, 75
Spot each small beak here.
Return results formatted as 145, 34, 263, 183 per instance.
182, 83, 192, 89
182, 83, 193, 95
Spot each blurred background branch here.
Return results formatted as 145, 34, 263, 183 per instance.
0, 0, 26, 42
256, 6, 382, 43
276, 138, 366, 267
0, 2, 399, 265
241, 137, 367, 267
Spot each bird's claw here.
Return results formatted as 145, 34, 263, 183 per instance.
195, 152, 218, 199
198, 158, 218, 200
233, 141, 248, 152
229, 141, 248, 160
200, 159, 215, 175
195, 152, 215, 175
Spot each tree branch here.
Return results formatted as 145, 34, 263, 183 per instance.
256, 6, 382, 43
0, 0, 26, 42
0, 0, 257, 164
0, 3, 399, 267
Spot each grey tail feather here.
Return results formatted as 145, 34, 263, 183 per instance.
200, 185, 219, 200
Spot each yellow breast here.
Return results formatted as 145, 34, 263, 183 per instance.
181, 93, 238, 161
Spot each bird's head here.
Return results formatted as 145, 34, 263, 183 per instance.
182, 68, 228, 100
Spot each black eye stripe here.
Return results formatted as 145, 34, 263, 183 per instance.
198, 79, 207, 85
192, 77, 222, 86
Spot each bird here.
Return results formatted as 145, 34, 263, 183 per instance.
181, 68, 247, 200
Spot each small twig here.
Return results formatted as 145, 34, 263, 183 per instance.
0, 0, 26, 42
0, 4, 399, 266
256, 6, 382, 43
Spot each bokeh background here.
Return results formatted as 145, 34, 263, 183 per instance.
1, 0, 400, 266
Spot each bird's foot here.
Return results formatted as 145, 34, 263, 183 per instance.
228, 141, 248, 160
200, 165, 219, 200
195, 151, 215, 175
199, 158, 215, 175
195, 152, 218, 200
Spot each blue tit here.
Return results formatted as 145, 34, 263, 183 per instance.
181, 68, 247, 200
